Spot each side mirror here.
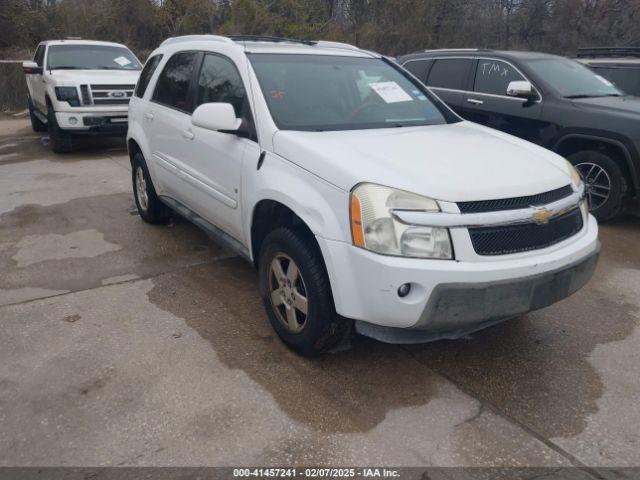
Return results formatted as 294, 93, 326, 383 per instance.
23, 61, 43, 75
507, 80, 537, 100
192, 103, 241, 133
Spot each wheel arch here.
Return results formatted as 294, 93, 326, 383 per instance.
250, 199, 321, 269
553, 134, 638, 193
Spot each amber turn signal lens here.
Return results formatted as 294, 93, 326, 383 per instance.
350, 193, 365, 247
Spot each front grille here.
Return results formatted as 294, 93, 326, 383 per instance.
458, 185, 574, 213
80, 84, 92, 105
89, 84, 135, 106
469, 208, 583, 256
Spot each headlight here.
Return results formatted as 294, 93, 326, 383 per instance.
55, 87, 80, 107
566, 160, 583, 190
350, 183, 453, 259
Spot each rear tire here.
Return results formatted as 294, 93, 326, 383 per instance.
258, 227, 351, 356
132, 152, 171, 224
47, 104, 73, 153
28, 96, 47, 132
568, 150, 626, 222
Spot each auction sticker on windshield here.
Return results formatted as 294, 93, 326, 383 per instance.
113, 56, 132, 66
369, 81, 412, 103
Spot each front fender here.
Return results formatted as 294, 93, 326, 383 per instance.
242, 151, 350, 258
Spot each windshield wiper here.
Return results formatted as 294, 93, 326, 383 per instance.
52, 66, 82, 70
565, 93, 623, 99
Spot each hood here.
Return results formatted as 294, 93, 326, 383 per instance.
50, 69, 140, 86
272, 121, 573, 202
571, 95, 640, 116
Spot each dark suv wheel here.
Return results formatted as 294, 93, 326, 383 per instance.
258, 227, 351, 356
132, 152, 171, 224
568, 150, 626, 221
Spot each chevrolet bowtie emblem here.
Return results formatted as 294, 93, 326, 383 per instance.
530, 207, 554, 225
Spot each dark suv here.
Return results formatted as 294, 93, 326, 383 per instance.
397, 49, 640, 220
576, 47, 640, 97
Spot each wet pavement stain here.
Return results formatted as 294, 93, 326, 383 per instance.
0, 193, 228, 301
147, 259, 438, 433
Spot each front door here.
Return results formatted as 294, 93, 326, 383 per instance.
463, 58, 547, 145
28, 45, 47, 111
180, 52, 259, 241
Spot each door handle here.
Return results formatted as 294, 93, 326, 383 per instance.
467, 98, 484, 105
144, 112, 154, 121
182, 129, 195, 140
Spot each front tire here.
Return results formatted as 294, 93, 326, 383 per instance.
47, 105, 73, 153
258, 227, 351, 356
132, 152, 171, 224
568, 150, 626, 221
28, 96, 47, 132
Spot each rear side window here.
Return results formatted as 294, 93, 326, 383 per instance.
474, 59, 525, 96
194, 54, 246, 116
152, 52, 198, 112
402, 59, 432, 82
135, 54, 163, 98
426, 59, 473, 90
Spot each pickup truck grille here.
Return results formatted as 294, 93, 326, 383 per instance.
458, 185, 574, 213
89, 84, 135, 106
469, 208, 583, 256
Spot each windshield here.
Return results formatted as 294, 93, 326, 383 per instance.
524, 57, 623, 98
47, 45, 141, 71
249, 54, 451, 131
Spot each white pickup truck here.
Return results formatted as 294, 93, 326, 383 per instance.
127, 35, 600, 356
23, 39, 142, 153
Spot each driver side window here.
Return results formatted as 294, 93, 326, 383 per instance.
194, 54, 246, 117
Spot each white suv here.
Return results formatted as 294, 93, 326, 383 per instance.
23, 39, 142, 153
127, 35, 600, 356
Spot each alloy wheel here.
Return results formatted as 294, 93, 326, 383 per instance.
575, 162, 611, 210
268, 253, 308, 334
135, 166, 149, 212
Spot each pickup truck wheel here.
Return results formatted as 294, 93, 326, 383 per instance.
568, 151, 625, 221
259, 228, 350, 356
28, 97, 47, 132
132, 153, 171, 224
47, 105, 73, 153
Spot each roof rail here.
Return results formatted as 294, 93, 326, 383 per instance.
228, 35, 316, 46
577, 47, 640, 58
315, 40, 360, 51
160, 35, 234, 47
423, 48, 493, 53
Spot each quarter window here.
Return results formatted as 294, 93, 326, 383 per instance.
194, 54, 246, 116
135, 54, 163, 98
474, 60, 525, 96
426, 59, 473, 90
152, 52, 198, 112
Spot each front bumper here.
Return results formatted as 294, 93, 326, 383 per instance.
355, 243, 599, 343
55, 111, 128, 135
317, 213, 599, 340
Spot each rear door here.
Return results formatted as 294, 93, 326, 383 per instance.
423, 58, 474, 115
463, 58, 546, 145
145, 51, 200, 200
